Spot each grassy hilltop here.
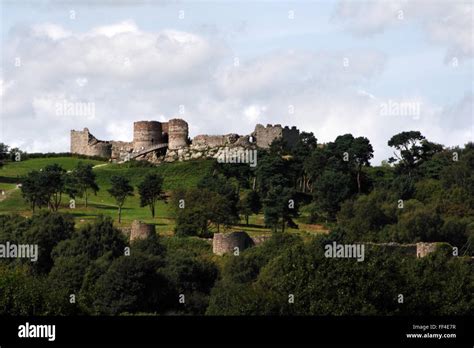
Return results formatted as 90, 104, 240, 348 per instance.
0, 157, 212, 231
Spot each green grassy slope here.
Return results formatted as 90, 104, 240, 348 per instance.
0, 157, 327, 236
0, 157, 106, 179
0, 158, 215, 231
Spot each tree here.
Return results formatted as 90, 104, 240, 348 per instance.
239, 190, 262, 225
162, 249, 218, 314
173, 188, 238, 236
207, 192, 238, 232
388, 131, 442, 176
21, 165, 77, 212
72, 162, 99, 208
107, 175, 134, 223
41, 164, 78, 211
52, 216, 127, 261
351, 137, 374, 193
313, 170, 352, 220
388, 131, 425, 168
42, 164, 67, 211
48, 254, 90, 295
92, 254, 169, 315
22, 212, 75, 274
324, 134, 374, 194
0, 143, 9, 168
173, 189, 212, 237
137, 173, 165, 218
304, 146, 328, 191
197, 175, 240, 230
263, 186, 298, 233
292, 132, 318, 193
256, 153, 295, 196
21, 170, 49, 212
212, 162, 253, 192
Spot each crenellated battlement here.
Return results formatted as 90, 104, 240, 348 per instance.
71, 118, 300, 163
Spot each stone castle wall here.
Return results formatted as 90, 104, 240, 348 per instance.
251, 235, 272, 245
211, 237, 445, 257
70, 128, 112, 158
282, 126, 300, 148
253, 124, 283, 149
366, 242, 418, 256
252, 124, 300, 149
416, 242, 439, 257
130, 220, 155, 241
110, 141, 133, 161
355, 242, 442, 258
71, 118, 299, 162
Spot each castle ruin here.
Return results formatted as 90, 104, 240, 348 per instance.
212, 231, 271, 255
70, 119, 300, 163
130, 220, 155, 242
211, 234, 447, 258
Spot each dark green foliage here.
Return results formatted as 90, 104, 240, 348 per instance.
48, 254, 90, 294
107, 175, 134, 223
20, 170, 49, 212
239, 190, 262, 225
20, 163, 78, 212
337, 190, 395, 242
313, 170, 352, 220
263, 185, 298, 232
23, 212, 75, 274
198, 174, 239, 207
387, 131, 443, 176
137, 173, 165, 218
256, 152, 295, 196
212, 161, 253, 190
208, 233, 474, 316
393, 202, 444, 243
71, 162, 99, 208
173, 176, 239, 236
92, 254, 169, 315
2, 135, 473, 317
161, 249, 218, 314
52, 216, 126, 261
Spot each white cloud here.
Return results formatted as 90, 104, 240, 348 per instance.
32, 23, 72, 40
88, 20, 139, 38
334, 0, 473, 62
1, 20, 471, 164
244, 105, 267, 123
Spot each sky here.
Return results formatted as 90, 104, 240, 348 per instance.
0, 0, 472, 164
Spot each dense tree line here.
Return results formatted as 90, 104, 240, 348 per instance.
0, 214, 217, 315
2, 130, 473, 315
207, 233, 473, 315
2, 213, 470, 316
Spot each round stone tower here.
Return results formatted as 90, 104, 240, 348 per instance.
168, 118, 188, 150
130, 220, 155, 242
133, 121, 163, 152
212, 231, 254, 255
